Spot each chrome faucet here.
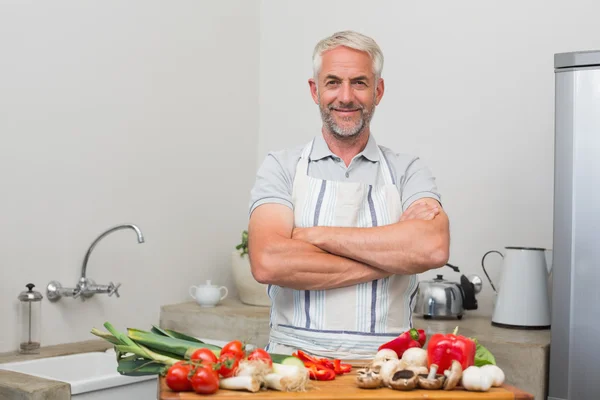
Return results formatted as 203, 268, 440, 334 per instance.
47, 224, 145, 302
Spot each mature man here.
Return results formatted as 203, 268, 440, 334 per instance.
248, 30, 449, 359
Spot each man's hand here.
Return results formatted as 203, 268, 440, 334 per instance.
287, 197, 449, 275
291, 227, 320, 246
399, 200, 440, 222
249, 204, 393, 290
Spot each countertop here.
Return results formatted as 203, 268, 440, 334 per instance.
160, 298, 550, 400
158, 371, 534, 399
412, 316, 550, 346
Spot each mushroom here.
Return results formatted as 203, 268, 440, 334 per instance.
388, 369, 418, 391
374, 348, 399, 363
355, 367, 383, 389
461, 366, 493, 392
417, 373, 445, 390
443, 360, 463, 390
378, 359, 403, 387
480, 365, 505, 387
405, 365, 428, 376
400, 347, 428, 369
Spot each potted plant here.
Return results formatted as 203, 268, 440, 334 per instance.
231, 230, 271, 307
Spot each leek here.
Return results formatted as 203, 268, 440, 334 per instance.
117, 359, 167, 376
127, 328, 220, 358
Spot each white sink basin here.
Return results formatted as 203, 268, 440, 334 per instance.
0, 337, 246, 399
0, 351, 155, 395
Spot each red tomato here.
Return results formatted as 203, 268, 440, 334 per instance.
221, 340, 245, 359
165, 362, 192, 391
190, 366, 220, 395
190, 348, 218, 366
218, 352, 240, 378
247, 348, 272, 367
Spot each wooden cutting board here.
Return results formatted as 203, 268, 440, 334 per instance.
158, 372, 534, 400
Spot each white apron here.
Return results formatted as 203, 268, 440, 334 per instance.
264, 139, 419, 359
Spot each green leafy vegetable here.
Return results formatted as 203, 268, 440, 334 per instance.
472, 337, 496, 367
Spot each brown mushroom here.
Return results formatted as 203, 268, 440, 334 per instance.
388, 369, 418, 391
378, 359, 403, 387
355, 367, 383, 389
443, 360, 463, 390
417, 373, 445, 390
405, 365, 429, 376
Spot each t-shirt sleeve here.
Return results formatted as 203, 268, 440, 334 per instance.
400, 157, 442, 212
248, 152, 295, 217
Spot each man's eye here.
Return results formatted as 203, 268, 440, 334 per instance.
354, 81, 367, 86
326, 81, 340, 86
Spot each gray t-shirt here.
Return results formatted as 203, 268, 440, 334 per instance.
249, 134, 442, 217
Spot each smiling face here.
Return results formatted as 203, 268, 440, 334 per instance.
309, 46, 384, 139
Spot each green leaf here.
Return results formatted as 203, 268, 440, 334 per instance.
163, 328, 210, 345
472, 338, 496, 367
151, 326, 170, 337
128, 328, 220, 357
90, 328, 121, 346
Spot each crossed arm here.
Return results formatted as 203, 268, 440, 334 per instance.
248, 198, 450, 291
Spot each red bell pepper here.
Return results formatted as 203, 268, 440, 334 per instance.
292, 350, 352, 380
426, 327, 476, 375
417, 329, 427, 347
333, 359, 352, 375
378, 328, 422, 358
306, 363, 336, 380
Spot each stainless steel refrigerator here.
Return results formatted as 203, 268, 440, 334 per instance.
549, 50, 600, 400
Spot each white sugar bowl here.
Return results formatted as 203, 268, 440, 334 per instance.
189, 280, 228, 307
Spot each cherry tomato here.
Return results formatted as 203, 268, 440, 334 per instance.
218, 352, 240, 378
165, 362, 193, 392
190, 366, 220, 395
190, 348, 218, 366
221, 340, 245, 359
247, 348, 272, 367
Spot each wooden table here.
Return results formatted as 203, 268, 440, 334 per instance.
158, 373, 534, 400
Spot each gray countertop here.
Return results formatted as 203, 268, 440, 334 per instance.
0, 299, 552, 400
161, 298, 550, 400
413, 315, 551, 346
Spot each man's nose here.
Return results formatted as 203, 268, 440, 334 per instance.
338, 81, 353, 104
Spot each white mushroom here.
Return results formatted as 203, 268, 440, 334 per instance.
400, 347, 428, 368
480, 365, 505, 387
461, 366, 493, 392
374, 348, 399, 362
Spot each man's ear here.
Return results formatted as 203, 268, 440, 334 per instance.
375, 78, 385, 105
308, 78, 319, 104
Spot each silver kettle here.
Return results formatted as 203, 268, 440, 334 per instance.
413, 264, 483, 320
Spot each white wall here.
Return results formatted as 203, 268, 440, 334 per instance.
259, 0, 600, 316
0, 1, 260, 353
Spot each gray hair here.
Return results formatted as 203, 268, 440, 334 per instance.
312, 30, 384, 81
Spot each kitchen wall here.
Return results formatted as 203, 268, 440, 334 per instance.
0, 1, 259, 353
258, 0, 600, 316
2, 0, 599, 355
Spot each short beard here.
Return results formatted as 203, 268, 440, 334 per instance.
319, 94, 376, 140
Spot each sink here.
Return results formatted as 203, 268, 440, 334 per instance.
0, 337, 248, 399
0, 351, 155, 398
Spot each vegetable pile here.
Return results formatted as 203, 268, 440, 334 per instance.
356, 326, 505, 392
91, 322, 310, 395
